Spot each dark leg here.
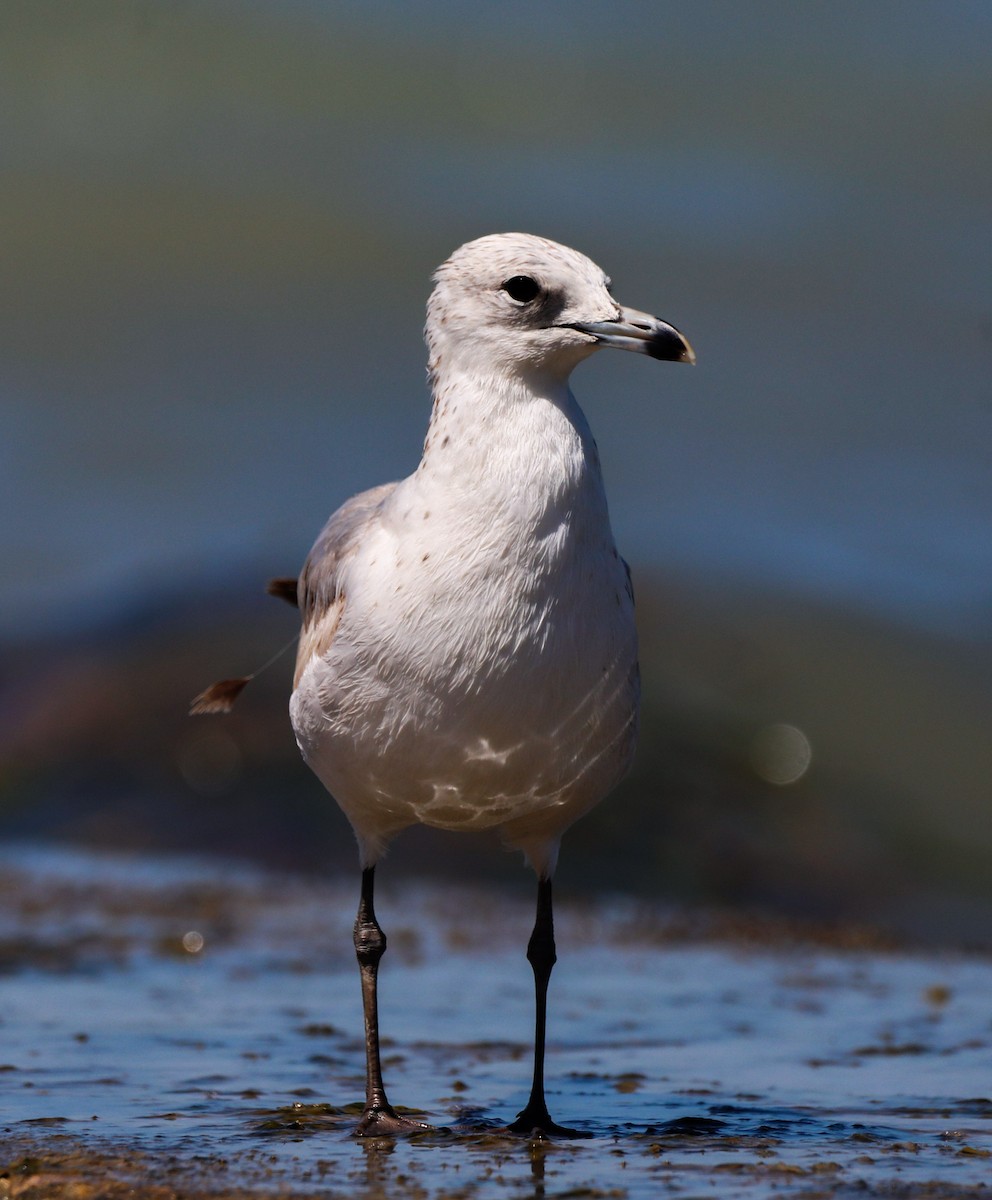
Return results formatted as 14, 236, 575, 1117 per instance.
353, 866, 427, 1136
508, 878, 588, 1138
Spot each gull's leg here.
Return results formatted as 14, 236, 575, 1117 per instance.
508, 877, 589, 1138
353, 865, 427, 1136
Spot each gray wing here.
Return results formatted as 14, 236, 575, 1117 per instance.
297, 481, 398, 630
622, 556, 635, 605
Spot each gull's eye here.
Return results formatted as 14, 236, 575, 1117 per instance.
501, 275, 541, 304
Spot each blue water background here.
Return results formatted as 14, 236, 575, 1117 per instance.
1, 0, 989, 640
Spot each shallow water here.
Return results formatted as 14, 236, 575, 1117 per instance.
2, 845, 990, 1197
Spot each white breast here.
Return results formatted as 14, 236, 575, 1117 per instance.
290, 379, 639, 875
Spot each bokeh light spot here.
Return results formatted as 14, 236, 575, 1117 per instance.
182, 930, 205, 954
750, 722, 812, 786
176, 729, 242, 796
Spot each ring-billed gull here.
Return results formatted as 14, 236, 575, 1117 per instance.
197, 232, 694, 1137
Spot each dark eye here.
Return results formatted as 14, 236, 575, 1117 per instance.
501, 275, 541, 304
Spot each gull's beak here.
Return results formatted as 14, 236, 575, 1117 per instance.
566, 306, 695, 364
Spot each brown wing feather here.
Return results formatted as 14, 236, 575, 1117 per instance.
190, 677, 252, 715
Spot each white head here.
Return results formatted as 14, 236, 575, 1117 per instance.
425, 232, 694, 387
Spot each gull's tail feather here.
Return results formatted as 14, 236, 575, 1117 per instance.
267, 577, 299, 607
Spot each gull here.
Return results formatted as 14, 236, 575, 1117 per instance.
198, 233, 693, 1137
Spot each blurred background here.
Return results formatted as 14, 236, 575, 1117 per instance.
1, 0, 989, 940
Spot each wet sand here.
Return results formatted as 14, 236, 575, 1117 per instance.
2, 845, 990, 1198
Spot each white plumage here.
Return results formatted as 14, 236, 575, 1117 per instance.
287, 232, 693, 1136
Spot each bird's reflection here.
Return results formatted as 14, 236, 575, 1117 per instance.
354, 1127, 558, 1200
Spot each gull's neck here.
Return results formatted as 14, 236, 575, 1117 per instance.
417, 362, 598, 500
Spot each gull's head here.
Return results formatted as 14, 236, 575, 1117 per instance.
426, 232, 694, 386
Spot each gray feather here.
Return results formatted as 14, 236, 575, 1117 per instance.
298, 482, 397, 626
